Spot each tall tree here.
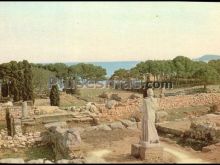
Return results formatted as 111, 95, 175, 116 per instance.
10, 78, 19, 102
208, 60, 220, 75
32, 67, 55, 92
193, 65, 220, 90
1, 80, 9, 97
23, 60, 34, 101
111, 68, 129, 80
50, 84, 60, 106
69, 63, 107, 82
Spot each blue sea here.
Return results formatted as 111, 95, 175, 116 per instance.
65, 61, 140, 77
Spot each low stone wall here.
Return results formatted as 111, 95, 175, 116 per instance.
0, 105, 61, 121
156, 115, 220, 150
84, 119, 138, 132
159, 93, 220, 110
98, 103, 140, 121
184, 120, 220, 143
0, 106, 21, 121
96, 93, 220, 122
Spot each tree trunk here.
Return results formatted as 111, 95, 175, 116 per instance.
204, 83, 207, 91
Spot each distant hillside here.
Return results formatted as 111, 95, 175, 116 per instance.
193, 55, 220, 62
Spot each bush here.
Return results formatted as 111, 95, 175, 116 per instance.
110, 94, 122, 101
65, 88, 80, 95
50, 85, 60, 106
98, 92, 109, 99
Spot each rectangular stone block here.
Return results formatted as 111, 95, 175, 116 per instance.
139, 146, 163, 162
131, 143, 141, 158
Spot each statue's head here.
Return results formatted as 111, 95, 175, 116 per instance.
147, 88, 154, 97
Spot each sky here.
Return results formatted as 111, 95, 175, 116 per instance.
0, 2, 220, 63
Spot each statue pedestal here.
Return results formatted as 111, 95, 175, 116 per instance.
131, 143, 163, 162
140, 145, 163, 161
131, 143, 141, 158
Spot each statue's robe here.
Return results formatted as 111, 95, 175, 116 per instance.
140, 97, 160, 146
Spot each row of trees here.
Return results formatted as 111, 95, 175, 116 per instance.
32, 63, 107, 95
2, 56, 219, 103
111, 56, 220, 89
33, 63, 107, 82
0, 60, 34, 102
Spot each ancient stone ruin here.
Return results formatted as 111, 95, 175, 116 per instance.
1, 89, 220, 163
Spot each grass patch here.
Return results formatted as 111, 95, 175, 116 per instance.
59, 88, 126, 107
25, 145, 55, 161
165, 105, 210, 121
78, 88, 117, 102
0, 145, 55, 161
0, 148, 26, 159
0, 120, 6, 130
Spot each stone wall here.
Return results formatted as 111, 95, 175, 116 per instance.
184, 119, 220, 143
98, 103, 140, 122
97, 93, 220, 122
159, 93, 220, 110
0, 105, 32, 121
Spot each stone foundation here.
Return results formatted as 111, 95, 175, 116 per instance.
139, 145, 163, 161
131, 143, 163, 162
131, 143, 141, 158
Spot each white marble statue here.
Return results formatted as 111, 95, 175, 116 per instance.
140, 88, 160, 147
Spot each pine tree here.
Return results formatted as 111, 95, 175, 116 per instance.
17, 70, 24, 101
11, 78, 19, 102
50, 84, 60, 106
22, 60, 34, 102
1, 81, 9, 97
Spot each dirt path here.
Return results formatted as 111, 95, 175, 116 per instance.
85, 149, 111, 163
83, 131, 211, 163
162, 142, 210, 163
85, 142, 210, 164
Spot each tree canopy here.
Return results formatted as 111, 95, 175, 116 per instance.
111, 56, 220, 89
33, 63, 107, 83
0, 60, 34, 102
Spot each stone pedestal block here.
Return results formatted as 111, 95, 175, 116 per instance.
139, 145, 163, 161
131, 143, 141, 158
131, 143, 163, 162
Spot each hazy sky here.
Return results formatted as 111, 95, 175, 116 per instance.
1, 2, 220, 63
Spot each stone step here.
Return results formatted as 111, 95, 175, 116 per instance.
44, 121, 67, 129
156, 120, 191, 137
42, 120, 59, 124
21, 118, 35, 123
22, 121, 36, 126
214, 112, 220, 115
66, 118, 81, 122
21, 117, 34, 121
